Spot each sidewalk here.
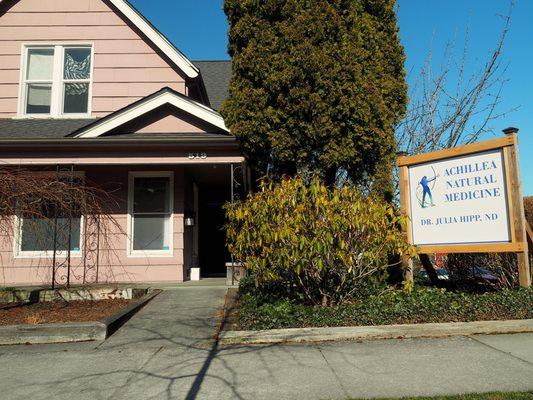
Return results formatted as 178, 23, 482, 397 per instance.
0, 286, 531, 400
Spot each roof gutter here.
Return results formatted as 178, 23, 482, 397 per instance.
0, 136, 238, 148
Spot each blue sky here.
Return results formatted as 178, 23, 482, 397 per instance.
130, 0, 532, 195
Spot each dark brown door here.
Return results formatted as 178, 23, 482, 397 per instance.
198, 199, 228, 277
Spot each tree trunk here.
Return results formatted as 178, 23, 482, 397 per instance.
419, 253, 442, 286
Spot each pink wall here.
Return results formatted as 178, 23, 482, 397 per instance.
117, 106, 225, 134
0, 165, 189, 286
0, 0, 188, 118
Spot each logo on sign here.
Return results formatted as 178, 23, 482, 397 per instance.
416, 167, 439, 208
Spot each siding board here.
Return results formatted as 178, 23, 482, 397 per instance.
0, 55, 21, 69
93, 68, 184, 83
0, 84, 19, 98
0, 26, 140, 41
0, 12, 123, 26
93, 82, 185, 97
0, 70, 20, 84
8, 0, 110, 12
92, 96, 144, 113
0, 98, 18, 113
0, 40, 158, 55
96, 53, 171, 68
93, 40, 158, 54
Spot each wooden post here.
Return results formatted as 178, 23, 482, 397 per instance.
398, 153, 414, 284
503, 127, 531, 287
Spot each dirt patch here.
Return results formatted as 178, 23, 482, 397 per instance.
221, 288, 239, 331
0, 299, 133, 325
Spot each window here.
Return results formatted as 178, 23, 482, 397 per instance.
21, 45, 93, 117
15, 172, 84, 257
18, 204, 82, 254
129, 172, 173, 255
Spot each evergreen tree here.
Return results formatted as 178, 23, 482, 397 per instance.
222, 0, 407, 196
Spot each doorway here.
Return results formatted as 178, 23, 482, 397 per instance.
198, 196, 228, 277
186, 164, 232, 277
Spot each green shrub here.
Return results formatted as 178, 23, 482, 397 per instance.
236, 287, 533, 330
226, 177, 415, 306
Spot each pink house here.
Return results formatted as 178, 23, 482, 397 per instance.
0, 0, 244, 286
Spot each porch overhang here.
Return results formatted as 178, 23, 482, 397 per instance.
0, 136, 244, 166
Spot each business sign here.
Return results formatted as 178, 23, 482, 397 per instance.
398, 134, 527, 255
408, 149, 510, 246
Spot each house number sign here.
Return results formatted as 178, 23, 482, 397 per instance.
188, 152, 208, 160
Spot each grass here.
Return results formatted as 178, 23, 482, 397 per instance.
351, 392, 533, 399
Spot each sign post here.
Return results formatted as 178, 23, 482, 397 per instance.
398, 129, 531, 287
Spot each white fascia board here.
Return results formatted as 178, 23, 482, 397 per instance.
75, 92, 229, 138
109, 0, 199, 78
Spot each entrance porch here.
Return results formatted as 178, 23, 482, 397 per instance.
0, 140, 247, 287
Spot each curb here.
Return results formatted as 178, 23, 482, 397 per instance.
218, 319, 533, 345
0, 289, 161, 346
0, 321, 107, 345
101, 289, 161, 337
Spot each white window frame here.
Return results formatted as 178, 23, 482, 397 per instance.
18, 43, 94, 119
14, 171, 86, 259
127, 171, 174, 257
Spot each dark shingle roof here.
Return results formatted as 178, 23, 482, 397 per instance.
194, 60, 232, 111
0, 119, 96, 139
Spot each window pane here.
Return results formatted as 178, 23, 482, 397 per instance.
63, 83, 89, 114
133, 178, 170, 213
27, 48, 54, 80
21, 217, 81, 252
26, 84, 52, 114
133, 214, 168, 251
64, 48, 91, 80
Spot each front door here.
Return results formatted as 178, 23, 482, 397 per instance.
198, 196, 229, 277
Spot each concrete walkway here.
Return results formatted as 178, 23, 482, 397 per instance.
100, 285, 227, 350
0, 286, 531, 400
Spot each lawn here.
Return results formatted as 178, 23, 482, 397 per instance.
353, 392, 533, 399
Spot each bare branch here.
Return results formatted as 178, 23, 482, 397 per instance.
396, 0, 515, 157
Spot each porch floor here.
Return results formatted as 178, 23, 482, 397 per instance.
173, 277, 228, 287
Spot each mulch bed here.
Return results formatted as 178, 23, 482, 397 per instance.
0, 299, 133, 325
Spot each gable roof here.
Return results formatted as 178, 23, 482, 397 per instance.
0, 0, 199, 79
71, 87, 229, 138
194, 60, 232, 111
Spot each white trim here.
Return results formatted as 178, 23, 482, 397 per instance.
18, 43, 94, 118
0, 157, 245, 166
74, 90, 229, 138
0, 0, 198, 79
14, 171, 86, 259
108, 0, 198, 78
127, 171, 174, 257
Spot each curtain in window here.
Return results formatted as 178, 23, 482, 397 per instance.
64, 52, 90, 95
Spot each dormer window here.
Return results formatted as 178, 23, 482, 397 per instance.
20, 45, 93, 117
